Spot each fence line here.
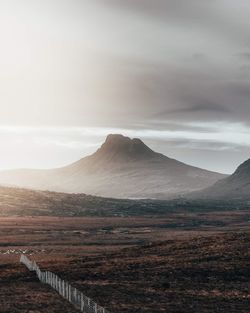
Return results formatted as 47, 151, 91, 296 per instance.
20, 255, 110, 313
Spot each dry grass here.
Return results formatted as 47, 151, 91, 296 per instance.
0, 263, 80, 313
0, 214, 249, 313
41, 232, 250, 313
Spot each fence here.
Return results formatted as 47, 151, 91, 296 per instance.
20, 255, 111, 313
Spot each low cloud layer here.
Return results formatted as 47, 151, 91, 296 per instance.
0, 1, 250, 172
0, 123, 249, 174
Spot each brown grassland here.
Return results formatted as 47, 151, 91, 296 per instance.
0, 211, 249, 312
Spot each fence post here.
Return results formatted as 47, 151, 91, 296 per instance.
74, 288, 77, 305
81, 293, 84, 311
64, 281, 67, 299
62, 280, 65, 298
67, 283, 70, 302
59, 277, 61, 294
65, 281, 68, 300
69, 285, 71, 302
20, 254, 110, 313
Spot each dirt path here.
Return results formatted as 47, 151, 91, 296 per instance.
0, 262, 79, 313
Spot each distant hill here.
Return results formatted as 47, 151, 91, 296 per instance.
0, 185, 249, 217
188, 158, 250, 200
0, 185, 140, 216
0, 134, 226, 199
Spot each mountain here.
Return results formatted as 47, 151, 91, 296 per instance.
0, 134, 226, 199
188, 158, 250, 200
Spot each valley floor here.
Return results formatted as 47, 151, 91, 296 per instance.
0, 263, 79, 313
39, 231, 250, 313
0, 214, 249, 313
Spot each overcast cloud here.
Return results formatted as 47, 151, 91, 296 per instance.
0, 0, 250, 173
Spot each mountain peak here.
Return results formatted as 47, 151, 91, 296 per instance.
0, 133, 226, 199
95, 134, 156, 161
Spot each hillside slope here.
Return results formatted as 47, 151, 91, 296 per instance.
189, 158, 250, 200
0, 134, 226, 199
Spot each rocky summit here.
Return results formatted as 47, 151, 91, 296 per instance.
0, 134, 226, 199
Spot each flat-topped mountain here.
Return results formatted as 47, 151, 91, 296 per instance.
0, 134, 226, 199
188, 158, 250, 200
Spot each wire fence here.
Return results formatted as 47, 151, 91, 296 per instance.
20, 254, 111, 313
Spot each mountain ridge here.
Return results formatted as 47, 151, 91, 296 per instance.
0, 134, 226, 199
188, 158, 250, 200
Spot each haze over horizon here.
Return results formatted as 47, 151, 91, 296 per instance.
1, 0, 250, 174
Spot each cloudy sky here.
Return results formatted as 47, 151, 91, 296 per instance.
0, 0, 250, 173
